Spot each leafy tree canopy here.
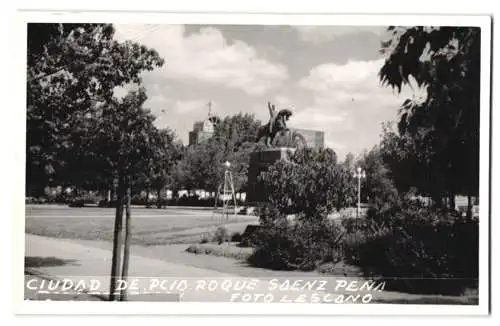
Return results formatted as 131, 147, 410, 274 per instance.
26, 23, 164, 194
379, 26, 480, 201
260, 147, 356, 220
174, 113, 262, 193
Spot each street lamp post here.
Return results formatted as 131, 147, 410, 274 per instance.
353, 167, 366, 218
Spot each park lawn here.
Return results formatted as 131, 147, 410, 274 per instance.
25, 206, 257, 246
26, 217, 253, 245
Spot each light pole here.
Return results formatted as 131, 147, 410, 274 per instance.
353, 167, 366, 218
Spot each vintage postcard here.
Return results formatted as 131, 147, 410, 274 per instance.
13, 11, 492, 315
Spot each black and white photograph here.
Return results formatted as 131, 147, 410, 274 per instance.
12, 10, 492, 315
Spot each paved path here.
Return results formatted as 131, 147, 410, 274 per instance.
24, 234, 478, 304
26, 234, 242, 302
26, 234, 337, 303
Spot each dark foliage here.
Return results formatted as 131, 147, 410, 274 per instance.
260, 147, 356, 220
247, 218, 344, 271
379, 27, 480, 210
230, 232, 242, 243
342, 204, 478, 295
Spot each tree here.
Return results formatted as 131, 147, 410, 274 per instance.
208, 113, 262, 192
26, 23, 164, 194
357, 145, 400, 211
342, 152, 356, 170
148, 129, 183, 207
379, 26, 480, 215
87, 88, 163, 300
27, 23, 165, 301
174, 143, 218, 193
168, 149, 188, 200
260, 148, 356, 220
176, 113, 262, 194
376, 121, 437, 204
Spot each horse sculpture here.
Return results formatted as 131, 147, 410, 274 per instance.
207, 105, 304, 147
256, 102, 293, 147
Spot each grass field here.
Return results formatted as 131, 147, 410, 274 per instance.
25, 205, 259, 245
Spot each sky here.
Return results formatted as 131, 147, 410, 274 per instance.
113, 24, 416, 160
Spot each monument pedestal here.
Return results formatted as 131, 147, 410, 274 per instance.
246, 147, 296, 204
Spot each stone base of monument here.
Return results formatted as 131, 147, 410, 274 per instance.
246, 147, 296, 204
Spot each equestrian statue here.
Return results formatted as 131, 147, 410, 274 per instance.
256, 101, 307, 148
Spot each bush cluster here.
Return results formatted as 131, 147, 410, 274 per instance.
249, 176, 478, 295
186, 243, 252, 260
250, 204, 478, 295
197, 227, 241, 245
248, 218, 344, 271
341, 205, 478, 295
213, 226, 229, 245
248, 146, 478, 296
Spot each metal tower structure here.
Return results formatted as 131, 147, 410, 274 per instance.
212, 161, 238, 224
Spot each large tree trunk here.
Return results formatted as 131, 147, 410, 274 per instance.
431, 192, 443, 209
156, 188, 162, 209
172, 189, 179, 205
145, 187, 151, 207
120, 181, 132, 301
109, 176, 125, 301
467, 194, 473, 219
449, 194, 456, 211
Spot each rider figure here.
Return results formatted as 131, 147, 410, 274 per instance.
268, 101, 277, 134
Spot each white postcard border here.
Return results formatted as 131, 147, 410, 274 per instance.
11, 11, 492, 315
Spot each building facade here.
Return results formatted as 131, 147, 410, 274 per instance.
188, 119, 215, 146
290, 128, 325, 150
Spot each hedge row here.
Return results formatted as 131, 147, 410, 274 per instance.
247, 204, 478, 295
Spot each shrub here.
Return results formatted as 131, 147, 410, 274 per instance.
170, 196, 245, 208
68, 198, 96, 207
248, 148, 357, 271
259, 148, 356, 219
240, 225, 264, 247
247, 218, 344, 271
340, 217, 372, 234
213, 226, 229, 245
230, 232, 242, 242
54, 193, 72, 204
317, 261, 363, 276
98, 200, 117, 208
68, 200, 86, 208
186, 243, 253, 260
342, 205, 479, 295
199, 233, 210, 244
